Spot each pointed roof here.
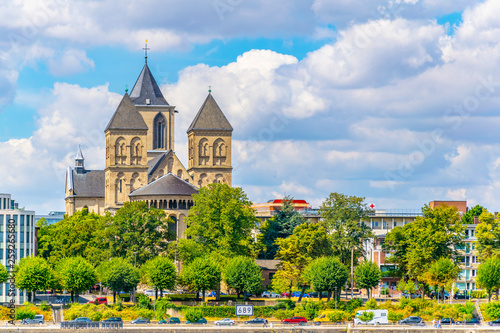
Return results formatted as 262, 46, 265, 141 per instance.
129, 173, 198, 197
75, 146, 84, 160
187, 93, 233, 132
105, 93, 148, 131
130, 63, 169, 106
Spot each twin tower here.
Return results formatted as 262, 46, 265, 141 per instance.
66, 59, 233, 216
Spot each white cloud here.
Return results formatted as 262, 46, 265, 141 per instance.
48, 49, 95, 76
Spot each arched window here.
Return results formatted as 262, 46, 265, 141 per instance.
114, 137, 126, 165
130, 137, 142, 165
213, 138, 226, 165
153, 113, 167, 149
198, 138, 209, 165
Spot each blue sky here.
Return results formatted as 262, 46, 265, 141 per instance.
1, 0, 499, 213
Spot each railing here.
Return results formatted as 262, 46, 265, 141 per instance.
60, 322, 123, 329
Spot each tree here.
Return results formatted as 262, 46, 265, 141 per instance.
423, 257, 460, 303
180, 256, 221, 302
303, 256, 349, 301
223, 256, 263, 300
257, 196, 307, 259
354, 261, 381, 299
461, 205, 485, 224
0, 263, 8, 284
383, 204, 465, 297
477, 257, 500, 302
16, 257, 56, 302
98, 258, 140, 303
274, 223, 332, 301
141, 257, 177, 299
476, 211, 500, 260
38, 209, 106, 266
185, 183, 258, 258
56, 257, 97, 302
102, 201, 175, 266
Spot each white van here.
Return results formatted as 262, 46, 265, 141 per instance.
354, 309, 389, 325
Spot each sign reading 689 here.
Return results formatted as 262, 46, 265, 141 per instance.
236, 305, 254, 316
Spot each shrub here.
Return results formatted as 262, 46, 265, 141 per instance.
387, 311, 403, 322
39, 301, 51, 312
275, 299, 295, 310
137, 293, 152, 310
88, 311, 102, 322
183, 307, 203, 322
471, 290, 487, 299
481, 301, 500, 321
273, 309, 294, 320
345, 298, 363, 313
327, 310, 349, 322
114, 301, 123, 311
365, 298, 378, 309
15, 307, 36, 320
358, 311, 374, 323
294, 301, 321, 320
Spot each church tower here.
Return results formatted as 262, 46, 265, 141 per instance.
187, 91, 233, 186
129, 58, 176, 161
104, 93, 149, 211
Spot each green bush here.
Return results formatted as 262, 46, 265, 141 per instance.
471, 290, 487, 299
294, 301, 321, 320
274, 299, 295, 310
183, 307, 203, 322
481, 301, 500, 321
15, 307, 36, 320
345, 298, 363, 313
88, 311, 102, 322
39, 301, 51, 312
137, 293, 152, 310
327, 310, 349, 322
358, 311, 374, 323
365, 298, 378, 309
387, 311, 403, 322
273, 309, 294, 320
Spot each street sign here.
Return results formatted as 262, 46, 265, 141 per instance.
236, 304, 253, 316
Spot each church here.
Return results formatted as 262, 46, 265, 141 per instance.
65, 55, 233, 238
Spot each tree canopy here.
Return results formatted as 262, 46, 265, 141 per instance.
354, 261, 381, 299
180, 255, 221, 302
383, 204, 464, 294
56, 257, 97, 302
102, 201, 175, 266
223, 256, 263, 300
16, 257, 56, 301
461, 204, 485, 224
185, 183, 258, 258
98, 258, 140, 303
141, 257, 177, 298
319, 192, 373, 265
257, 196, 307, 259
476, 210, 500, 260
423, 257, 459, 302
304, 256, 348, 301
477, 257, 500, 302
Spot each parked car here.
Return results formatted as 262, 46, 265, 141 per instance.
261, 291, 280, 298
454, 293, 469, 300
456, 318, 480, 325
488, 318, 500, 326
21, 315, 44, 325
159, 317, 180, 324
144, 290, 155, 297
73, 317, 92, 323
440, 318, 455, 325
429, 291, 449, 300
89, 297, 108, 305
186, 318, 207, 324
244, 318, 268, 325
309, 292, 329, 298
131, 317, 150, 324
402, 292, 421, 299
101, 317, 122, 323
398, 316, 425, 326
214, 318, 235, 326
291, 291, 310, 298
282, 292, 290, 297
207, 291, 227, 297
282, 316, 307, 324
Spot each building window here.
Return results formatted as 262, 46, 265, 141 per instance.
153, 113, 167, 149
372, 221, 379, 228
472, 270, 476, 277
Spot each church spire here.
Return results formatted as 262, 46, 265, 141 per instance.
143, 39, 150, 64
75, 146, 85, 174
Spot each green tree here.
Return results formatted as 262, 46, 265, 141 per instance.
477, 257, 500, 302
184, 183, 258, 258
103, 201, 175, 267
0, 263, 8, 284
303, 256, 349, 301
16, 257, 55, 302
274, 223, 332, 301
38, 209, 106, 266
461, 205, 485, 224
257, 196, 307, 259
476, 211, 500, 260
223, 256, 263, 300
56, 257, 97, 303
423, 257, 460, 303
180, 256, 221, 302
383, 204, 465, 297
141, 257, 177, 299
354, 261, 381, 299
98, 258, 140, 303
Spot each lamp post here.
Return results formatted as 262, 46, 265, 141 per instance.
133, 252, 137, 304
335, 286, 338, 310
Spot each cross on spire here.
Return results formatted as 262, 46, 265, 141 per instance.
143, 39, 150, 64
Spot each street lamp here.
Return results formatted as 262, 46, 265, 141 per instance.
133, 252, 137, 267
335, 286, 338, 310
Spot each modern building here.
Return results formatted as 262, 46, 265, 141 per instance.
252, 199, 321, 224
65, 53, 233, 239
35, 211, 65, 225
0, 193, 36, 304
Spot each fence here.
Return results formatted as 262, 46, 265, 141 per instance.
60, 321, 123, 329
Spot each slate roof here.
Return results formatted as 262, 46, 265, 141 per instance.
105, 93, 149, 131
129, 173, 198, 197
147, 151, 170, 176
130, 63, 169, 106
187, 93, 233, 132
67, 169, 105, 198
